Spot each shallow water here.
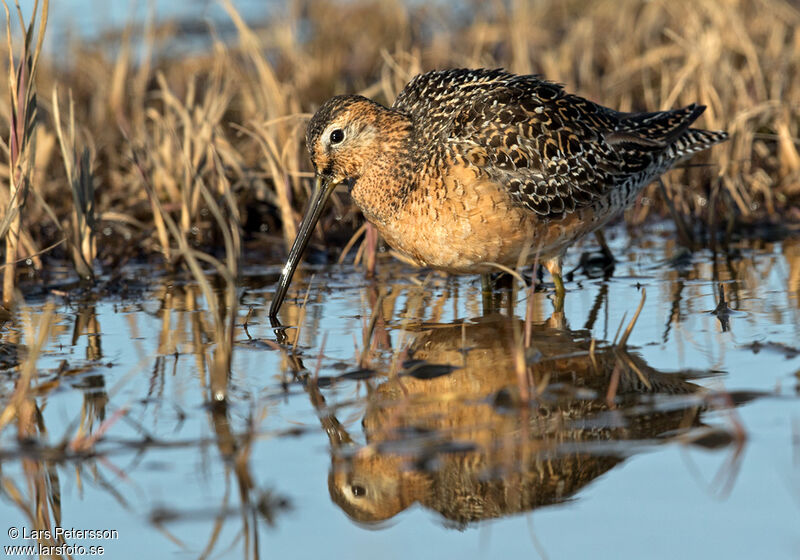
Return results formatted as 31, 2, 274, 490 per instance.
1, 223, 799, 559
18, 0, 273, 39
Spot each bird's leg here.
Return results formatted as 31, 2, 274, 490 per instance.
594, 230, 616, 267
364, 223, 378, 278
544, 256, 565, 311
481, 273, 494, 315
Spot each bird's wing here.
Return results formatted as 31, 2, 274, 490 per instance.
434, 72, 681, 217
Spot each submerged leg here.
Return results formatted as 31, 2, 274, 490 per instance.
364, 223, 378, 278
594, 230, 616, 266
481, 273, 493, 315
544, 256, 565, 311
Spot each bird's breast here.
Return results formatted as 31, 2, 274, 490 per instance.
352, 165, 604, 273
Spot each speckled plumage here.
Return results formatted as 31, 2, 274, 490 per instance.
303, 68, 727, 282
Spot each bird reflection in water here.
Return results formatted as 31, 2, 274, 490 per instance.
305, 314, 729, 527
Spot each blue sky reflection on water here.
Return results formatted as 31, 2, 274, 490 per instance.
0, 227, 797, 559
15, 0, 274, 41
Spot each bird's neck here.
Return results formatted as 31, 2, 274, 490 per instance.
349, 111, 416, 226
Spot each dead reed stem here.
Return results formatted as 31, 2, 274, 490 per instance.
53, 87, 95, 281
1, 0, 48, 305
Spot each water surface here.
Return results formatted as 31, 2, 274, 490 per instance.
0, 224, 799, 559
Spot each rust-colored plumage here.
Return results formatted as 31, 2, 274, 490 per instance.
270, 68, 728, 316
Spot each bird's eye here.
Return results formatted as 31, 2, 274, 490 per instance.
329, 129, 345, 144
351, 485, 366, 497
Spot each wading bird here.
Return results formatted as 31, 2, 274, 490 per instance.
269, 68, 727, 317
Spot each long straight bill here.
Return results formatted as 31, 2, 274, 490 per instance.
269, 175, 337, 318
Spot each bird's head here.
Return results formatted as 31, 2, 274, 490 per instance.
305, 94, 390, 188
269, 94, 411, 318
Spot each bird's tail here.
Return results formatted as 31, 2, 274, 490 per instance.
671, 127, 729, 158
619, 103, 728, 158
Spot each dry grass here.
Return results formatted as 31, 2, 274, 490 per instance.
0, 0, 796, 292
0, 0, 48, 304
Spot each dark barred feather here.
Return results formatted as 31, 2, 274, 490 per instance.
393, 68, 728, 218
